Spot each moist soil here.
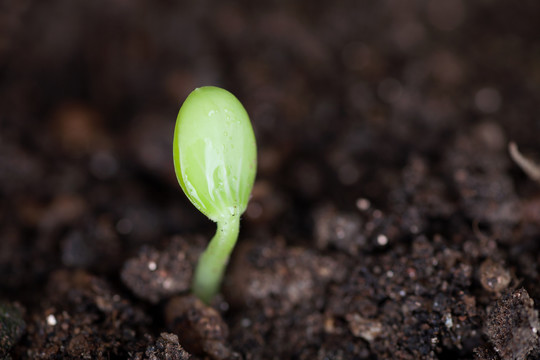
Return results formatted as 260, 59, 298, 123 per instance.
1, 1, 540, 359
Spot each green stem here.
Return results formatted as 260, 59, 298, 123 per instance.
192, 215, 240, 303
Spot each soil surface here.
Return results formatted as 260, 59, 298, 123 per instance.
1, 1, 540, 359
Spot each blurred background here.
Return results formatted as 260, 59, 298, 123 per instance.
1, 0, 540, 292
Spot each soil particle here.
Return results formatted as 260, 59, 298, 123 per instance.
481, 288, 540, 360
0, 301, 25, 359
121, 236, 205, 304
345, 313, 383, 342
164, 295, 238, 360
478, 259, 511, 294
133, 333, 191, 360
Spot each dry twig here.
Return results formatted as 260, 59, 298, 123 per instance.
508, 142, 540, 184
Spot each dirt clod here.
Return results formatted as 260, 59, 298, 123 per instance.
165, 295, 237, 360
227, 240, 346, 315
121, 236, 205, 303
134, 333, 191, 360
482, 288, 540, 360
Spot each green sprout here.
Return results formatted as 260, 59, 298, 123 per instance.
173, 86, 257, 303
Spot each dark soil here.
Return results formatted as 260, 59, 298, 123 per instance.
1, 1, 540, 359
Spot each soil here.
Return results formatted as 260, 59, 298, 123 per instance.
1, 1, 540, 359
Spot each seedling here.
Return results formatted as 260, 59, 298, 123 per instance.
173, 86, 257, 303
